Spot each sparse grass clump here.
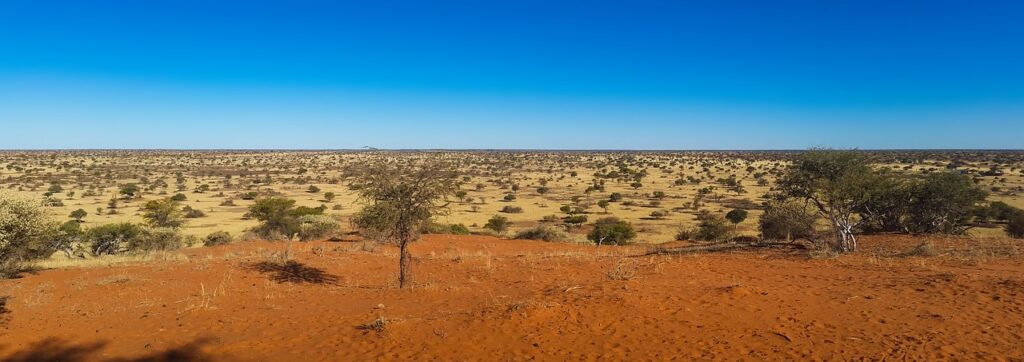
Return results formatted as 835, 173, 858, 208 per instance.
606, 258, 638, 280
905, 242, 939, 257
358, 316, 389, 334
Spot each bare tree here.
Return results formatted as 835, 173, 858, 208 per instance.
350, 159, 458, 288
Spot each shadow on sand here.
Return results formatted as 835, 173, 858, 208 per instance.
0, 337, 227, 362
0, 296, 9, 325
247, 260, 339, 285
639, 241, 808, 258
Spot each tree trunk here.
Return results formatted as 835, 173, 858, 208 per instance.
398, 239, 411, 288
833, 220, 857, 253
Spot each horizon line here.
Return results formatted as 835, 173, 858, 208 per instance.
2, 148, 1023, 153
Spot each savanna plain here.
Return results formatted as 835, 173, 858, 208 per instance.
1, 150, 1023, 360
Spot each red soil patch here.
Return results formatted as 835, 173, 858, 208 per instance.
1, 235, 1023, 360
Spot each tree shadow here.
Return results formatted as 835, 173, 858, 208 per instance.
638, 241, 807, 258
0, 337, 226, 362
247, 260, 338, 285
0, 296, 10, 325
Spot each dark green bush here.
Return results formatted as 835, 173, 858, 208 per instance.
696, 215, 732, 242
1007, 211, 1024, 239
484, 215, 511, 234
587, 217, 635, 246
759, 200, 818, 241
87, 223, 145, 256
500, 205, 524, 213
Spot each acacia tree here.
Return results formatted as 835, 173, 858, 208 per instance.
777, 149, 878, 253
351, 160, 457, 288
142, 198, 184, 228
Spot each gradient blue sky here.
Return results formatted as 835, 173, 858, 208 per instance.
1, 0, 1022, 149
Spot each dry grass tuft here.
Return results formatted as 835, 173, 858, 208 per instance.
32, 251, 188, 270
607, 258, 639, 280
358, 316, 389, 334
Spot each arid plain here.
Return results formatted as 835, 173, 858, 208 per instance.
2, 150, 1023, 360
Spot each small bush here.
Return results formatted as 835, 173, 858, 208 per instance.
1, 192, 56, 277
127, 227, 186, 253
448, 223, 471, 235
500, 205, 524, 213
484, 215, 511, 234
725, 209, 748, 225
675, 226, 697, 241
183, 206, 206, 218
563, 215, 588, 228
696, 215, 732, 242
87, 223, 145, 256
203, 231, 233, 247
759, 200, 817, 241
421, 222, 471, 235
588, 217, 636, 246
297, 215, 342, 241
514, 226, 569, 242
1007, 211, 1024, 239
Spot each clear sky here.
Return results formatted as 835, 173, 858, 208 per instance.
1, 0, 1022, 149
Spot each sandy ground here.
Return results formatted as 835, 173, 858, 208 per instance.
1, 234, 1023, 361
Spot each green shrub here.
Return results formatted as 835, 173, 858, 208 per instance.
725, 209, 748, 225
183, 206, 206, 218
203, 231, 234, 247
448, 224, 471, 235
759, 200, 817, 241
484, 215, 511, 234
249, 197, 299, 239
1, 192, 56, 277
127, 227, 187, 253
514, 226, 568, 242
696, 215, 732, 242
1007, 211, 1024, 239
903, 172, 987, 235
587, 217, 635, 246
297, 215, 341, 241
142, 198, 184, 228
675, 226, 697, 241
87, 223, 145, 255
500, 205, 524, 213
563, 214, 588, 228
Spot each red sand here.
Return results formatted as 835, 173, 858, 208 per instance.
1, 234, 1023, 361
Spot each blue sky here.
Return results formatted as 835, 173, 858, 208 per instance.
1, 0, 1022, 149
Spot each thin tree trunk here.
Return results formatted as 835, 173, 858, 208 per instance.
834, 222, 857, 253
398, 239, 411, 288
